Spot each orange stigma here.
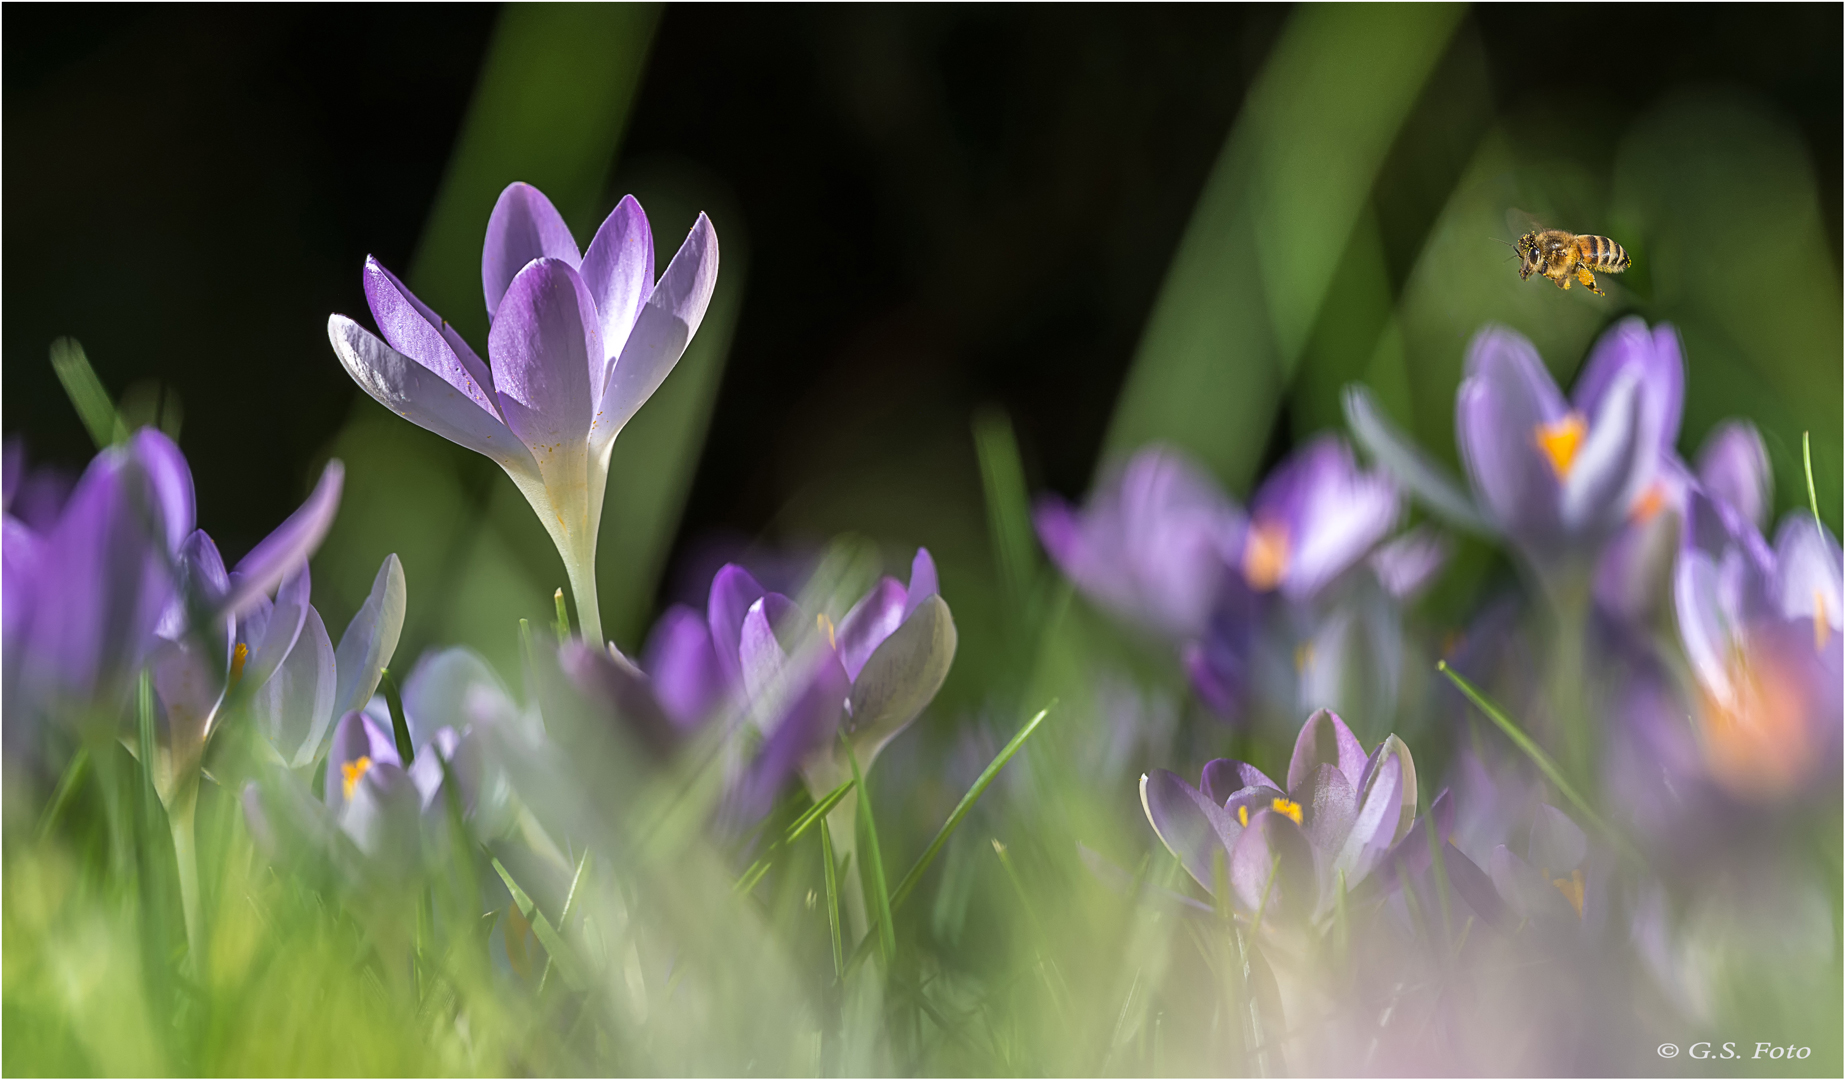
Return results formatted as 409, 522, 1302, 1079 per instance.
1550, 869, 1585, 918
1270, 797, 1303, 826
1243, 520, 1290, 592
228, 642, 250, 691
816, 612, 837, 650
1631, 482, 1667, 524
1535, 413, 1588, 479
341, 756, 374, 800
1236, 804, 1249, 827
1816, 591, 1831, 653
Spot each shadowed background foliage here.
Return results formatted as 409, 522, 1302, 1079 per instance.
6, 3, 1840, 679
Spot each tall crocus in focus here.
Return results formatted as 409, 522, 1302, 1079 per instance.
1675, 490, 1843, 799
329, 182, 719, 643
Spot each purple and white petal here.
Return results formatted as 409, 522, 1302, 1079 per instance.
706, 564, 767, 686
1571, 317, 1684, 455
1560, 367, 1659, 533
1696, 420, 1772, 530
579, 194, 656, 368
487, 259, 602, 456
835, 577, 906, 682
332, 555, 407, 720
1456, 326, 1568, 539
1140, 769, 1241, 893
220, 462, 343, 619
363, 258, 499, 419
1286, 708, 1367, 793
482, 182, 582, 319
593, 214, 719, 450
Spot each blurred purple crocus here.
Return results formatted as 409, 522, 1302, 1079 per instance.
1034, 447, 1241, 641
1139, 708, 1418, 920
1674, 490, 1842, 800
563, 549, 956, 821
1349, 318, 1683, 576
3, 429, 343, 786
329, 182, 719, 645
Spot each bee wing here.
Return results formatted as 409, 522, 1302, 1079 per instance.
1505, 207, 1545, 238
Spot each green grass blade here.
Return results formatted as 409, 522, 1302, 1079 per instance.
788, 778, 856, 846
890, 703, 1051, 911
1438, 660, 1617, 843
973, 406, 1038, 608
845, 739, 896, 967
490, 856, 587, 992
540, 848, 591, 995
49, 337, 126, 449
1804, 430, 1822, 525
822, 818, 845, 981
35, 746, 90, 843
379, 668, 415, 767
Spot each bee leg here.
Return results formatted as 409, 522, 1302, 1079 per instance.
1575, 265, 1604, 295
1557, 273, 1572, 290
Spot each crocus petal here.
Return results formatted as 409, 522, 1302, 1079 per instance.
1488, 845, 1575, 923
487, 258, 602, 456
237, 565, 311, 695
835, 577, 906, 682
1442, 842, 1514, 934
1357, 733, 1419, 846
1369, 527, 1451, 600
593, 213, 719, 450
902, 548, 940, 619
1772, 515, 1843, 633
1200, 758, 1280, 805
130, 428, 196, 553
1675, 549, 1737, 705
1329, 754, 1400, 887
150, 634, 224, 783
3, 515, 40, 652
1253, 436, 1401, 601
1287, 708, 1367, 793
1571, 317, 1684, 455
579, 194, 655, 368
641, 605, 725, 727
1527, 803, 1587, 874
1696, 420, 1772, 530
1228, 809, 1316, 915
363, 258, 500, 419
729, 650, 847, 825
1343, 385, 1495, 536
844, 594, 957, 759
1139, 769, 1241, 893
401, 646, 513, 751
329, 315, 537, 473
1456, 326, 1568, 539
340, 760, 421, 863
482, 182, 582, 319
1561, 367, 1658, 533
333, 555, 406, 720
1300, 763, 1358, 855
707, 564, 767, 686
256, 604, 338, 768
220, 461, 344, 618
559, 639, 678, 754
739, 598, 791, 712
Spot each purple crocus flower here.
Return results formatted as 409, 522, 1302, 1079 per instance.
1139, 708, 1418, 920
563, 549, 956, 821
329, 182, 719, 645
1674, 490, 1842, 799
1349, 318, 1683, 575
3, 430, 343, 779
1034, 447, 1241, 641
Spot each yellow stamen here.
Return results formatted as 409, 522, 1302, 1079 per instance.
1550, 868, 1585, 919
228, 642, 250, 691
1270, 797, 1303, 826
816, 612, 837, 650
1816, 591, 1831, 653
1534, 413, 1588, 480
1243, 520, 1290, 592
1631, 481, 1667, 524
1236, 805, 1249, 828
1293, 642, 1315, 673
341, 756, 373, 800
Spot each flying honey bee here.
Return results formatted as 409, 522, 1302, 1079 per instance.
1507, 212, 1631, 296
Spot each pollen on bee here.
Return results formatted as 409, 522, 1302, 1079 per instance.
341, 756, 374, 800
1535, 413, 1588, 480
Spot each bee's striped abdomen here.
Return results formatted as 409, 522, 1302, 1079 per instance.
1580, 234, 1630, 273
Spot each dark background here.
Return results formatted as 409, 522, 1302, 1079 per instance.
6, 3, 1840, 608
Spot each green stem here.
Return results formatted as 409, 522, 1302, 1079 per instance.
562, 548, 604, 647
168, 783, 202, 967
